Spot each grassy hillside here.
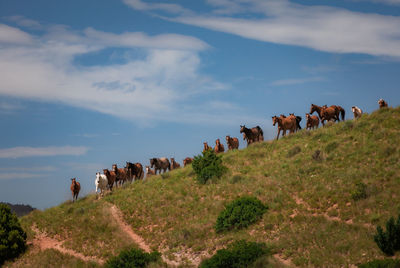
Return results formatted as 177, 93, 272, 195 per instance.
5, 107, 400, 267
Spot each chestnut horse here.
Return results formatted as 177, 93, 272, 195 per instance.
112, 164, 128, 186
226, 135, 239, 150
183, 157, 193, 167
203, 142, 211, 153
306, 113, 319, 130
240, 125, 263, 147
378, 98, 388, 109
103, 168, 116, 190
214, 139, 225, 154
170, 158, 181, 170
289, 113, 302, 131
310, 104, 338, 126
70, 178, 81, 202
145, 166, 156, 177
272, 115, 296, 140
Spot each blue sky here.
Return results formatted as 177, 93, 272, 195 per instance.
0, 0, 399, 209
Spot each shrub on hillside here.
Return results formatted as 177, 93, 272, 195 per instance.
374, 214, 400, 256
0, 203, 27, 264
351, 182, 368, 201
105, 248, 161, 268
199, 240, 270, 268
358, 259, 400, 268
215, 196, 268, 233
192, 150, 227, 184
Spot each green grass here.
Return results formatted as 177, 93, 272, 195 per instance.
8, 107, 400, 267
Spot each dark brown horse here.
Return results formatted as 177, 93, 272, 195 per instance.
378, 98, 388, 109
150, 158, 170, 174
310, 104, 338, 126
240, 125, 263, 147
70, 178, 80, 202
214, 139, 225, 154
125, 162, 144, 181
306, 113, 319, 130
226, 135, 239, 150
272, 115, 296, 140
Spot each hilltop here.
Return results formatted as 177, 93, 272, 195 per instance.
5, 107, 400, 267
0, 203, 36, 217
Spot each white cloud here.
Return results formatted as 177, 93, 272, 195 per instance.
0, 24, 33, 44
127, 0, 400, 58
0, 23, 260, 126
270, 77, 325, 86
0, 146, 89, 158
122, 0, 192, 14
4, 15, 43, 29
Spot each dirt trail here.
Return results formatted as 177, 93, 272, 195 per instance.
273, 253, 294, 267
31, 226, 104, 264
109, 205, 151, 253
108, 204, 181, 267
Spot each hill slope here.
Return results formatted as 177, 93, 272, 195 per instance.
5, 107, 400, 267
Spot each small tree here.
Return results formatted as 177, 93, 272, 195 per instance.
192, 150, 227, 184
374, 214, 400, 256
0, 203, 27, 264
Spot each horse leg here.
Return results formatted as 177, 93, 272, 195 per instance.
276, 129, 280, 140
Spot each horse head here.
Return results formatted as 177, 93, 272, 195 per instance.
272, 116, 278, 126
240, 125, 246, 133
150, 158, 156, 168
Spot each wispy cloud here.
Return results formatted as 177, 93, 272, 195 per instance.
4, 15, 43, 29
0, 24, 33, 44
0, 146, 89, 158
0, 22, 260, 126
125, 0, 400, 58
0, 101, 23, 114
270, 77, 325, 86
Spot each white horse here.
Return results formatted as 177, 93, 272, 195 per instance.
351, 106, 363, 119
95, 172, 108, 195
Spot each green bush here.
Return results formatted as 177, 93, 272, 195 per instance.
358, 259, 400, 268
215, 196, 268, 233
192, 150, 227, 184
351, 182, 368, 201
0, 203, 27, 264
105, 248, 161, 268
199, 240, 270, 268
374, 214, 400, 256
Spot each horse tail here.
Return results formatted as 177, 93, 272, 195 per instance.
340, 108, 345, 121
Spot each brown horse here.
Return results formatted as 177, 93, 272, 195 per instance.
125, 162, 144, 181
352, 106, 363, 119
214, 139, 225, 154
378, 98, 388, 109
70, 178, 81, 202
310, 104, 338, 126
150, 158, 170, 174
112, 164, 128, 186
203, 142, 211, 153
306, 113, 319, 130
145, 165, 155, 177
170, 158, 181, 170
183, 157, 193, 167
226, 135, 239, 150
272, 115, 296, 140
103, 168, 116, 190
289, 113, 302, 132
240, 125, 263, 147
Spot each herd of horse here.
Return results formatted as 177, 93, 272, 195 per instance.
70, 99, 389, 201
